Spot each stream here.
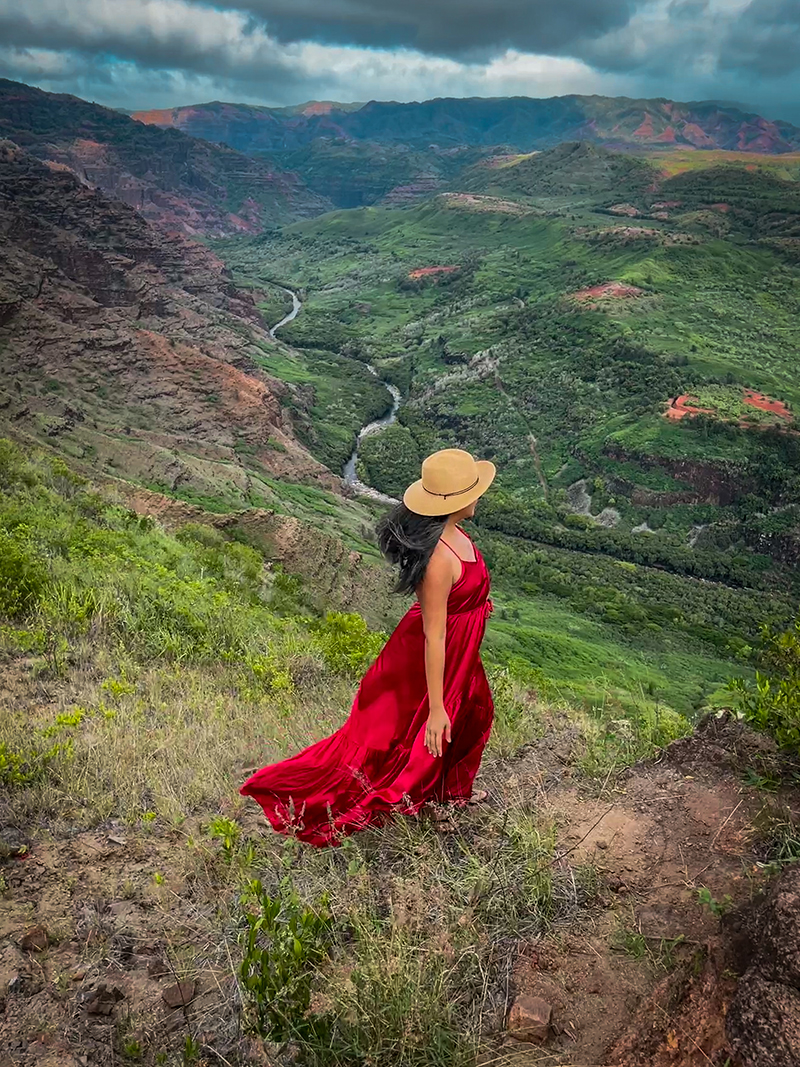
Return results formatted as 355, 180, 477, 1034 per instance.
270, 286, 400, 504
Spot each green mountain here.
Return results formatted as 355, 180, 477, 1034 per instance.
461, 141, 658, 203
0, 79, 331, 236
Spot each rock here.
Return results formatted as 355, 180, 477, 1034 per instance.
727, 864, 800, 1067
83, 982, 125, 1015
71, 969, 86, 981
108, 901, 135, 919
19, 925, 48, 952
147, 956, 169, 978
506, 995, 552, 1043
162, 979, 197, 1009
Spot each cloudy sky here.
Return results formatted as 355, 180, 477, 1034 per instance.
0, 0, 798, 122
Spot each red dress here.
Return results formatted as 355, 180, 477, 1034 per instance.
240, 527, 494, 847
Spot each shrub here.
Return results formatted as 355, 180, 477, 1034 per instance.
0, 532, 48, 619
729, 615, 800, 753
310, 611, 387, 676
0, 739, 63, 787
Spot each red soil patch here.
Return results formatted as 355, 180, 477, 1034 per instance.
131, 108, 176, 127
708, 202, 731, 212
654, 125, 677, 143
571, 281, 644, 302
666, 389, 794, 426
743, 388, 792, 419
666, 394, 716, 420
408, 265, 460, 279
633, 113, 655, 138
301, 101, 337, 116
681, 122, 716, 148
651, 201, 683, 209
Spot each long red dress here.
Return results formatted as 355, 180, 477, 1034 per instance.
240, 526, 494, 847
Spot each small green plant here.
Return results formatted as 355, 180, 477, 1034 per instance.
0, 530, 48, 618
611, 927, 648, 960
238, 878, 332, 1042
0, 738, 62, 787
742, 767, 781, 791
697, 886, 733, 917
207, 815, 241, 863
122, 1038, 143, 1061
182, 1035, 201, 1065
101, 672, 136, 698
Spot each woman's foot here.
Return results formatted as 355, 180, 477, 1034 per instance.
427, 804, 456, 833
468, 789, 489, 806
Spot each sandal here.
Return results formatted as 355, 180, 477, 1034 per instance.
468, 789, 489, 806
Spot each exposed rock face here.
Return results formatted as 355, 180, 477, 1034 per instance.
119, 485, 405, 630
0, 142, 339, 499
0, 79, 331, 237
726, 864, 800, 1067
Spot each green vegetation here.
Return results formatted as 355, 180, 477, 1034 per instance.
213, 156, 800, 722
729, 612, 800, 753
1, 437, 666, 1066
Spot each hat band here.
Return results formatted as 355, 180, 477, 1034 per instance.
423, 474, 479, 500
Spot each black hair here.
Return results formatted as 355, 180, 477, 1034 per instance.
376, 502, 449, 596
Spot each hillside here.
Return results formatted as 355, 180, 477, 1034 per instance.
462, 141, 658, 202
2, 80, 800, 1067
0, 79, 331, 236
1, 439, 799, 1067
132, 93, 800, 155
0, 142, 343, 508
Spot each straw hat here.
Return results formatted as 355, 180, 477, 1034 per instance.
403, 448, 496, 516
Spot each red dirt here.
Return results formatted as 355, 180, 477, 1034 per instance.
681, 123, 717, 148
408, 265, 460, 279
667, 389, 794, 426
571, 281, 645, 302
743, 389, 792, 419
708, 202, 731, 212
633, 113, 655, 138
666, 395, 716, 420
654, 125, 677, 143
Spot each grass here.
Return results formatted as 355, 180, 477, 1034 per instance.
0, 437, 694, 1064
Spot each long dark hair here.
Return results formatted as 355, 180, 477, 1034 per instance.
376, 502, 449, 596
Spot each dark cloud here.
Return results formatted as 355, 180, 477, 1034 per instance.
0, 0, 797, 123
224, 0, 641, 59
721, 0, 800, 78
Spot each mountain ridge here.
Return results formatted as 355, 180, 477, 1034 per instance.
0, 141, 339, 504
131, 92, 800, 155
0, 79, 332, 237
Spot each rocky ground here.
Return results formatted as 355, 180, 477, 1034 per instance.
1, 704, 798, 1066
0, 143, 339, 503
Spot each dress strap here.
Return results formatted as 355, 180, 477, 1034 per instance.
438, 538, 462, 561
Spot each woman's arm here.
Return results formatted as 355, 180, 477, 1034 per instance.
418, 549, 455, 757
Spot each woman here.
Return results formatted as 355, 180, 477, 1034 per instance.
240, 447, 496, 846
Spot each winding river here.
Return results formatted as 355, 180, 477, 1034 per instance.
270, 286, 400, 504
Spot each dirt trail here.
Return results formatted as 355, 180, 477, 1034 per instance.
478, 713, 799, 1066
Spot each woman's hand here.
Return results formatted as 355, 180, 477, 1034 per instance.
425, 704, 451, 758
